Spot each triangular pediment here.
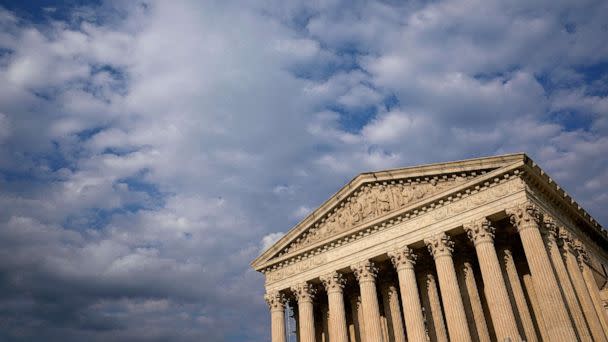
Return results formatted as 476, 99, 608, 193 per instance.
252, 153, 533, 269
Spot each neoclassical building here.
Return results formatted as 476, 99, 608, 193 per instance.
251, 154, 608, 342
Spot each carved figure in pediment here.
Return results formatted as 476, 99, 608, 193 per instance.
316, 218, 331, 238
363, 187, 376, 218
378, 185, 392, 213
281, 175, 476, 255
337, 210, 350, 230
350, 197, 364, 223
326, 215, 339, 235
413, 184, 426, 200
391, 184, 402, 207
397, 183, 410, 207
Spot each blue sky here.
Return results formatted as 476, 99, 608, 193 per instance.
0, 0, 607, 341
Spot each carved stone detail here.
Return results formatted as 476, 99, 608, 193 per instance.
573, 240, 590, 265
542, 215, 560, 247
506, 202, 541, 232
265, 254, 327, 283
320, 271, 346, 293
387, 246, 417, 271
265, 291, 286, 312
351, 260, 379, 283
291, 282, 317, 303
463, 218, 495, 246
425, 232, 454, 259
283, 178, 467, 254
559, 227, 576, 252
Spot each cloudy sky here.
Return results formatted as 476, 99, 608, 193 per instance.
0, 0, 606, 340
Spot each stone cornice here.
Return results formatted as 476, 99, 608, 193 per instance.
522, 161, 606, 242
522, 163, 608, 261
252, 153, 526, 269
258, 160, 525, 274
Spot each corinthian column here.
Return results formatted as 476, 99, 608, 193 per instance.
456, 257, 491, 342
560, 230, 607, 342
380, 280, 407, 342
418, 269, 448, 342
320, 272, 349, 342
575, 240, 608, 334
464, 218, 520, 341
542, 218, 592, 341
497, 245, 538, 342
388, 246, 427, 342
291, 282, 317, 342
506, 203, 577, 341
349, 293, 364, 342
425, 232, 472, 342
351, 260, 384, 342
265, 291, 287, 342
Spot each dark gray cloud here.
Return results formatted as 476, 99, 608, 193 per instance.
0, 0, 606, 341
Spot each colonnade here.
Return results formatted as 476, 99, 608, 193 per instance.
265, 203, 608, 341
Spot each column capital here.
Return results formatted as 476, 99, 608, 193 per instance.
463, 218, 495, 246
543, 215, 559, 237
541, 215, 560, 251
558, 227, 576, 253
320, 271, 346, 294
265, 291, 287, 312
506, 202, 541, 232
387, 246, 417, 271
351, 260, 378, 283
291, 282, 317, 304
425, 232, 454, 259
573, 240, 590, 265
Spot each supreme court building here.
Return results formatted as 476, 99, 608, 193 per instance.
251, 153, 608, 342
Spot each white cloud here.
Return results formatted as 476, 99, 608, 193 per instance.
362, 111, 416, 144
260, 232, 285, 252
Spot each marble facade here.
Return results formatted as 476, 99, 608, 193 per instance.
252, 154, 608, 341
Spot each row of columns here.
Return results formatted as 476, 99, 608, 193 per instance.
266, 202, 608, 341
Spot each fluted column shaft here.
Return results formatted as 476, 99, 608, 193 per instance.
577, 242, 608, 334
561, 230, 608, 341
349, 294, 363, 342
507, 203, 577, 341
291, 283, 316, 342
388, 247, 427, 342
419, 270, 448, 342
464, 219, 520, 341
457, 258, 491, 342
522, 272, 551, 341
543, 220, 593, 341
266, 291, 287, 342
321, 272, 349, 342
380, 281, 407, 342
352, 260, 384, 342
498, 246, 538, 342
425, 232, 472, 342
320, 302, 329, 342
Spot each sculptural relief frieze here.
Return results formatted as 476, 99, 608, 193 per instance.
282, 177, 470, 255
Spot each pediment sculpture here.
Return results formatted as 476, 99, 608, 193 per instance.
281, 177, 469, 255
